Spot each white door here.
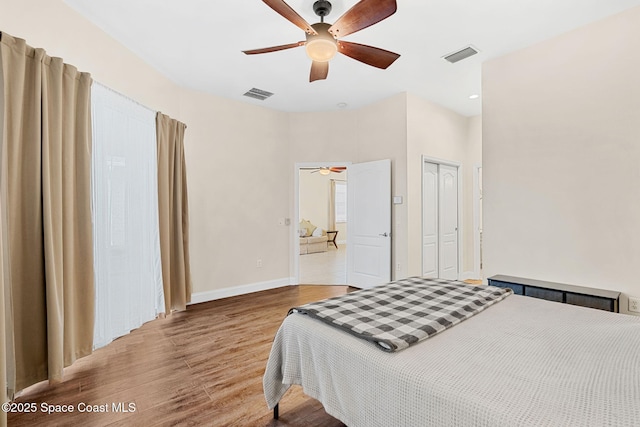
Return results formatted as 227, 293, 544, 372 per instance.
422, 161, 459, 280
422, 162, 438, 277
347, 159, 391, 288
439, 164, 459, 280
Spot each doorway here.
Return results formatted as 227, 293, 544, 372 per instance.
293, 159, 392, 287
422, 156, 461, 280
296, 163, 349, 285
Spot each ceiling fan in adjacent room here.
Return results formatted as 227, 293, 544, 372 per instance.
243, 0, 400, 82
302, 166, 347, 175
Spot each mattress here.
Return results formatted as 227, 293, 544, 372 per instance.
264, 293, 640, 426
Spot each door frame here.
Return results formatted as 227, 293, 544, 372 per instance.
292, 161, 351, 285
421, 155, 462, 280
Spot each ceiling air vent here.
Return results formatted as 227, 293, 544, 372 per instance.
443, 46, 479, 64
243, 88, 274, 101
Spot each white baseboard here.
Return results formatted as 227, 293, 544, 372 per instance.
189, 277, 293, 305
189, 272, 483, 305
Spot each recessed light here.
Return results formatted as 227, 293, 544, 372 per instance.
469, 94, 479, 100
337, 102, 348, 108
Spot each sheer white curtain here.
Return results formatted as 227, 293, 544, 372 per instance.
91, 82, 164, 350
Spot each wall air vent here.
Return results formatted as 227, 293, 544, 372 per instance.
443, 46, 479, 64
243, 88, 274, 101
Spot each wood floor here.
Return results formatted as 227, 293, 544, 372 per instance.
9, 285, 351, 427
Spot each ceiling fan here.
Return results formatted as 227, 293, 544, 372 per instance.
302, 166, 347, 175
243, 0, 400, 82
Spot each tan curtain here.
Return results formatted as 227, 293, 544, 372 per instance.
329, 179, 337, 231
0, 50, 11, 420
1, 33, 48, 393
156, 113, 191, 312
0, 33, 15, 427
41, 56, 94, 379
0, 32, 94, 394
0, 208, 9, 427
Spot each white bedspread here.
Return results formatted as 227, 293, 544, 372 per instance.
264, 294, 640, 426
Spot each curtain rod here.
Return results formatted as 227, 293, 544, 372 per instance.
93, 81, 156, 115
92, 81, 187, 129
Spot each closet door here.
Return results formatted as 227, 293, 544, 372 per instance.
422, 160, 459, 280
422, 162, 439, 277
439, 164, 459, 280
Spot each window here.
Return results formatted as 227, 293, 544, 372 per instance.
91, 82, 164, 350
335, 181, 347, 223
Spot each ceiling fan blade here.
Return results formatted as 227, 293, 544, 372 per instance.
310, 61, 329, 82
328, 0, 397, 38
329, 167, 346, 173
338, 41, 400, 69
243, 41, 305, 55
262, 0, 317, 35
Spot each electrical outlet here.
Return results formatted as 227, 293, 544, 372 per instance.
256, 259, 263, 268
629, 296, 640, 313
396, 263, 401, 272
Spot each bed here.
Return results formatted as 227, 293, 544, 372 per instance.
263, 277, 640, 426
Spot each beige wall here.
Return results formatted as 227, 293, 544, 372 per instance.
406, 93, 481, 278
299, 170, 330, 232
178, 89, 291, 293
482, 6, 640, 314
466, 115, 483, 276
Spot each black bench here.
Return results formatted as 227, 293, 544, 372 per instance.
488, 274, 620, 312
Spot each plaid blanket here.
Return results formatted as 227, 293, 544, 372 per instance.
290, 277, 513, 352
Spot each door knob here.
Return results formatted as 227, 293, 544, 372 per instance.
379, 232, 389, 237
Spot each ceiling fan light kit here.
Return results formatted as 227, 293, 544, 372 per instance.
302, 166, 347, 175
243, 0, 400, 82
305, 23, 337, 62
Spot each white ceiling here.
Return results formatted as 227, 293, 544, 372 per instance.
63, 0, 640, 117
